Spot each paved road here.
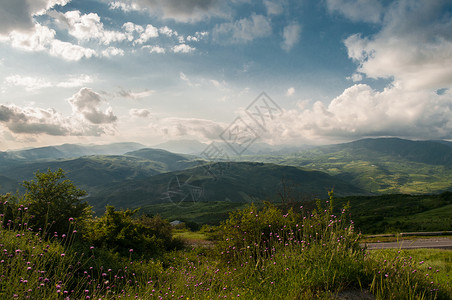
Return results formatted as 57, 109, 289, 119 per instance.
363, 237, 452, 250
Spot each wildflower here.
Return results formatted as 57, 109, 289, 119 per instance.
69, 217, 74, 222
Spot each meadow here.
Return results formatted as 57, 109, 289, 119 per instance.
1, 173, 450, 300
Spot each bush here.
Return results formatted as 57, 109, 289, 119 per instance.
84, 206, 184, 258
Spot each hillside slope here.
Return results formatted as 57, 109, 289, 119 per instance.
87, 162, 366, 211
241, 138, 452, 194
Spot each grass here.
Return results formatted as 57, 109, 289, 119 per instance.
139, 192, 452, 234
1, 199, 451, 299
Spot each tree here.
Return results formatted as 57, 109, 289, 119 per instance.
23, 168, 92, 235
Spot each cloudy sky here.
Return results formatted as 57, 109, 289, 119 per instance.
0, 0, 451, 151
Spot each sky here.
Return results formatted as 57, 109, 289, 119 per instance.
0, 0, 451, 151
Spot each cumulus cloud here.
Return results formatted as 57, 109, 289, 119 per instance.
213, 14, 272, 44
109, 0, 224, 23
172, 44, 195, 53
187, 31, 208, 42
0, 104, 68, 135
102, 46, 125, 57
68, 88, 117, 124
286, 87, 295, 96
0, 98, 114, 138
326, 0, 383, 23
344, 0, 452, 90
134, 24, 159, 44
52, 10, 127, 45
142, 45, 166, 54
261, 84, 452, 145
2, 23, 96, 61
0, 0, 70, 35
281, 22, 301, 51
159, 26, 178, 37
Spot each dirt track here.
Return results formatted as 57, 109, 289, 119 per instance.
363, 237, 452, 250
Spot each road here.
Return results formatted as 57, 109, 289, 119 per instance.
363, 237, 452, 250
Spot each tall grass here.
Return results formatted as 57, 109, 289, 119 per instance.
1, 194, 450, 299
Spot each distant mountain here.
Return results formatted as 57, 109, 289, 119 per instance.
324, 138, 452, 166
87, 162, 366, 211
152, 139, 311, 156
153, 140, 208, 154
126, 148, 194, 167
3, 142, 146, 161
242, 138, 452, 194
0, 148, 200, 198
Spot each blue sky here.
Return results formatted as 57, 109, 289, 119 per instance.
0, 0, 451, 150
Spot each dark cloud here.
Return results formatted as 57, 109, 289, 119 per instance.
68, 88, 117, 124
0, 88, 117, 138
0, 105, 68, 136
0, 0, 70, 35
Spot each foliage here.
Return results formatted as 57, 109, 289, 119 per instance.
0, 190, 450, 299
84, 206, 184, 257
22, 168, 92, 235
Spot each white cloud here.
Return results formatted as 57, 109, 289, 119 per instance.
49, 39, 96, 60
3, 24, 96, 61
135, 24, 159, 44
326, 0, 383, 23
5, 74, 94, 90
159, 26, 178, 37
68, 88, 117, 124
286, 87, 295, 96
57, 75, 94, 88
109, 1, 140, 12
123, 22, 144, 41
172, 44, 195, 53
5, 75, 52, 91
344, 0, 452, 90
213, 14, 272, 44
142, 45, 166, 54
262, 84, 452, 145
187, 31, 208, 42
282, 22, 301, 51
102, 46, 125, 57
55, 10, 127, 45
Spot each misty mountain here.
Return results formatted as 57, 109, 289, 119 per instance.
3, 142, 146, 161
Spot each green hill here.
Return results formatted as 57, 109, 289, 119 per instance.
87, 162, 366, 211
241, 138, 452, 194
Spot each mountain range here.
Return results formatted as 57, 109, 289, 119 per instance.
1, 138, 452, 213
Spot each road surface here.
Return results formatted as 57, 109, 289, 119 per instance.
363, 237, 452, 250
